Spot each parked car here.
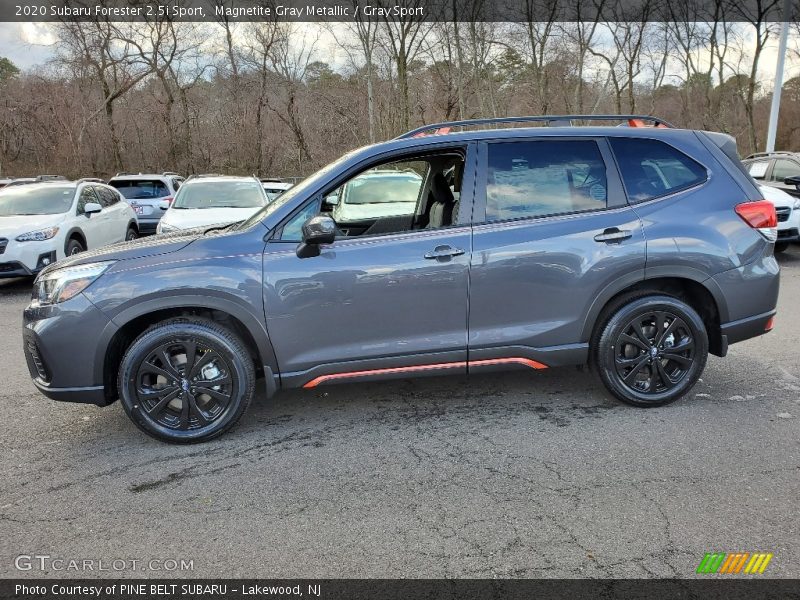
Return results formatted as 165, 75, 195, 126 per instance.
107, 172, 184, 235
327, 169, 423, 229
156, 175, 269, 233
3, 178, 37, 187
760, 184, 800, 252
0, 179, 138, 278
743, 151, 800, 199
260, 179, 294, 202
24, 115, 779, 443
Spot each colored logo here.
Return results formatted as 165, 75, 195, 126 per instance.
696, 552, 773, 574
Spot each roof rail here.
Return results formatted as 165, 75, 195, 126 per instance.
162, 171, 180, 176
396, 114, 675, 139
743, 151, 795, 160
35, 174, 67, 181
185, 173, 223, 181
76, 177, 104, 184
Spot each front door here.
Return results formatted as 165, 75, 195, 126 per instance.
263, 147, 476, 388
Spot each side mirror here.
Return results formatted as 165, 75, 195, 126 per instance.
158, 200, 171, 210
84, 202, 102, 216
784, 176, 800, 189
296, 215, 336, 258
325, 194, 339, 206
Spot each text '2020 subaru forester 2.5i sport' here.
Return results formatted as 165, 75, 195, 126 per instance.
23, 116, 779, 443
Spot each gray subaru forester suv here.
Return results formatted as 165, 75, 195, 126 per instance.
23, 115, 780, 443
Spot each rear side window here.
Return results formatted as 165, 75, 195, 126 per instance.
485, 140, 608, 221
95, 186, 119, 207
109, 179, 169, 200
610, 138, 707, 202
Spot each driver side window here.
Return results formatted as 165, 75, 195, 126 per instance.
76, 187, 99, 215
279, 153, 464, 241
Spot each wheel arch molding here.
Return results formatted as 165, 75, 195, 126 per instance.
63, 227, 86, 253
581, 269, 728, 356
94, 294, 279, 404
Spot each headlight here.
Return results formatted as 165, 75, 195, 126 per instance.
16, 226, 59, 242
33, 261, 115, 305
793, 199, 800, 210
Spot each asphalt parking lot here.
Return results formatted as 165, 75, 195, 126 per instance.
1, 249, 799, 579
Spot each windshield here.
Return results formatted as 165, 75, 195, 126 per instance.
0, 185, 75, 216
342, 173, 422, 204
172, 180, 267, 209
109, 179, 170, 200
237, 148, 364, 230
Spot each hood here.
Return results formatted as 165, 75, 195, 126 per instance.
42, 227, 206, 274
0, 213, 62, 235
163, 207, 260, 230
759, 185, 794, 209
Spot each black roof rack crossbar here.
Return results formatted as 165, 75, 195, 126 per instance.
396, 114, 675, 139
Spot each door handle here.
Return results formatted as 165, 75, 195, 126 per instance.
594, 228, 632, 243
424, 245, 466, 260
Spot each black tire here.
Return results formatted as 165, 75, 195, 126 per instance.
774, 242, 789, 254
117, 318, 255, 443
66, 238, 84, 256
125, 227, 138, 241
594, 294, 708, 407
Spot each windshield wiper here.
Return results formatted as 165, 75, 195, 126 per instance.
204, 222, 240, 234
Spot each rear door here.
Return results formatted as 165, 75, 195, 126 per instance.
95, 185, 129, 242
467, 137, 646, 369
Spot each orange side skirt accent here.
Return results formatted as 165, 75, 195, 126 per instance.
302, 357, 547, 388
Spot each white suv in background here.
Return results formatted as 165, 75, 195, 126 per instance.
0, 180, 138, 278
107, 172, 184, 235
157, 175, 268, 233
760, 184, 800, 253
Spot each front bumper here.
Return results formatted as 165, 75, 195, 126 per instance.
23, 293, 115, 406
0, 239, 59, 278
777, 227, 799, 243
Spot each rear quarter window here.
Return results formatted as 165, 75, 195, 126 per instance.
610, 138, 707, 203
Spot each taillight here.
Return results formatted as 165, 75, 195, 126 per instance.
162, 196, 173, 207
735, 200, 778, 242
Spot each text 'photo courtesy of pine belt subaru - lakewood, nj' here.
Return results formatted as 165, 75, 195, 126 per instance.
22, 115, 780, 443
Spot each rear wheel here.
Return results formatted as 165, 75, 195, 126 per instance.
595, 295, 708, 407
118, 319, 255, 443
125, 227, 138, 241
66, 238, 84, 256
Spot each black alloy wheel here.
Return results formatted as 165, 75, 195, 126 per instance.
595, 295, 708, 407
118, 319, 255, 443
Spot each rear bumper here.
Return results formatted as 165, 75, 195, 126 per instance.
137, 220, 159, 235
720, 309, 776, 347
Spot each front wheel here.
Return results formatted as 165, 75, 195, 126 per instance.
125, 227, 138, 241
595, 295, 708, 407
118, 319, 255, 443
